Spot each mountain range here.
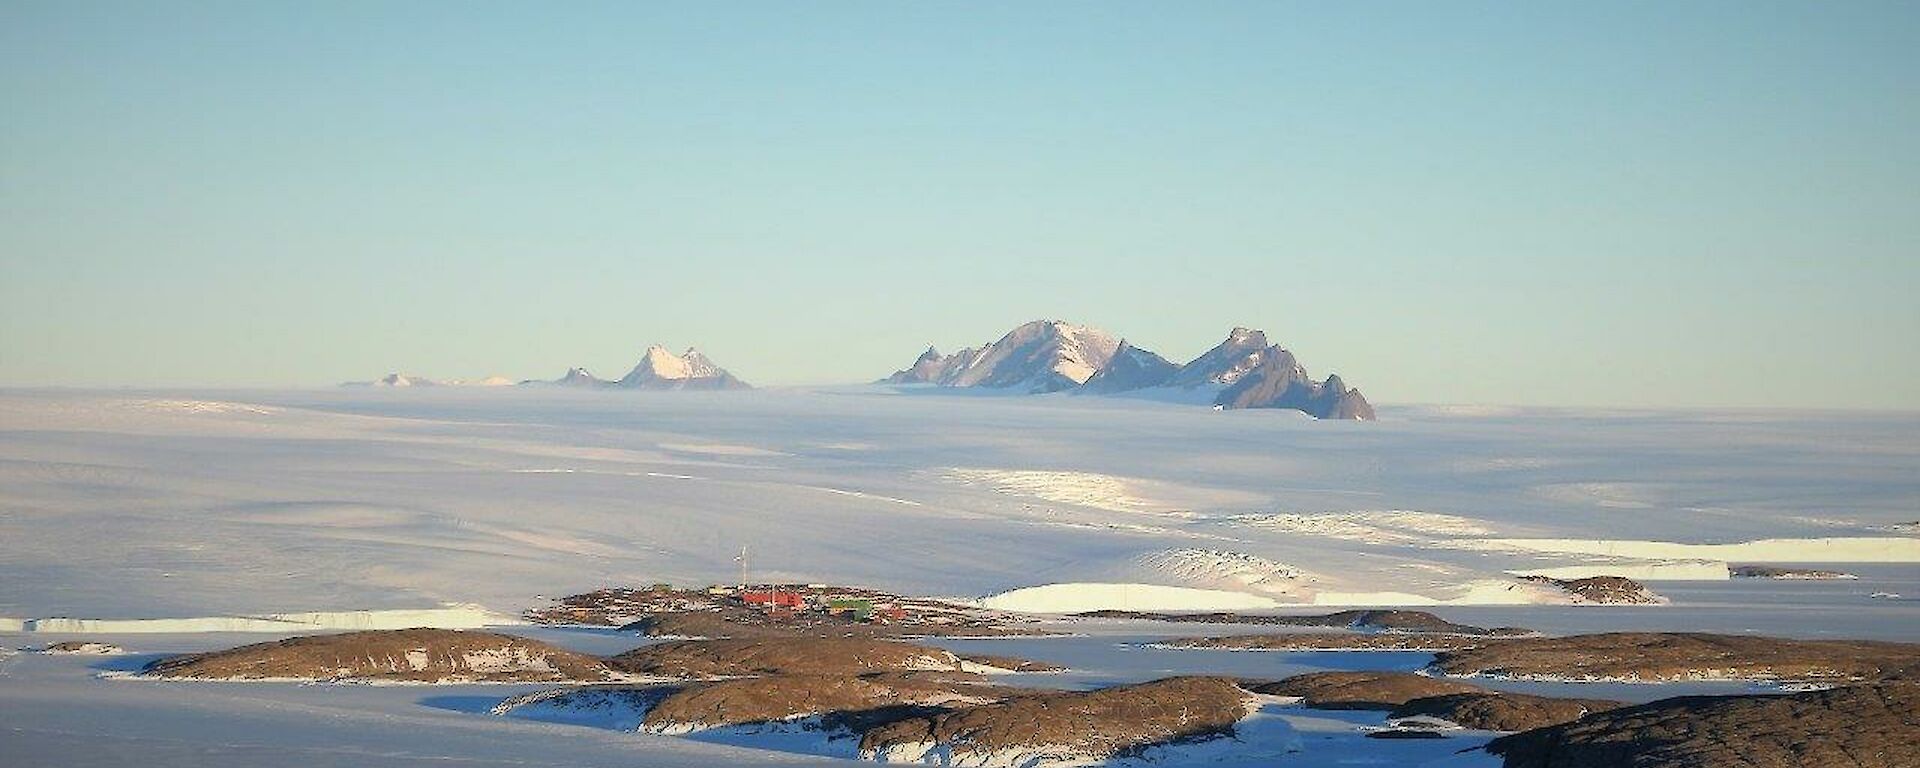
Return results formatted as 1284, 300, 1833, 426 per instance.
345, 373, 516, 388
345, 346, 750, 391
341, 324, 1372, 419
880, 321, 1374, 419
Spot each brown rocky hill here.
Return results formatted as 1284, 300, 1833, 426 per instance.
1486, 684, 1920, 768
1432, 632, 1920, 682
1521, 575, 1664, 604
1160, 632, 1492, 652
1391, 692, 1624, 732
143, 628, 617, 683
609, 637, 1033, 678
494, 672, 1027, 734
858, 676, 1252, 763
1249, 671, 1487, 710
642, 672, 1024, 732
617, 608, 1038, 640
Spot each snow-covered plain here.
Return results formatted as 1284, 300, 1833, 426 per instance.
2, 387, 1917, 765
3, 387, 1916, 622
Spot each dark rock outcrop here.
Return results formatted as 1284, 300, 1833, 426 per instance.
615, 608, 1041, 641
1520, 575, 1665, 604
529, 585, 1046, 640
39, 641, 126, 655
1391, 692, 1624, 732
1731, 565, 1858, 580
640, 672, 1022, 732
1159, 632, 1493, 652
609, 637, 1033, 679
143, 628, 618, 683
1314, 609, 1524, 636
857, 676, 1251, 763
1431, 632, 1920, 683
1249, 671, 1488, 710
1484, 684, 1920, 768
956, 653, 1066, 673
1368, 728, 1449, 739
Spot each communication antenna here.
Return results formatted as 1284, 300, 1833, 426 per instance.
736, 545, 749, 589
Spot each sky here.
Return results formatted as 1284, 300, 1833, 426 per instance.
3, 2, 1916, 408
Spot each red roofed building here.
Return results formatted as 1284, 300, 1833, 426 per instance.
742, 589, 803, 609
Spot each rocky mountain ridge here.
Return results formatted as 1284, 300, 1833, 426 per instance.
884, 321, 1374, 419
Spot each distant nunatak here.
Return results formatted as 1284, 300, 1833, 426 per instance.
345, 346, 751, 391
880, 320, 1374, 420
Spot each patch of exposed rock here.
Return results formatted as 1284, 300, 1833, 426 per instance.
616, 609, 1038, 640
957, 653, 1066, 673
530, 586, 1047, 639
495, 672, 1026, 735
1368, 728, 1449, 739
1249, 671, 1488, 710
1521, 575, 1665, 604
1391, 692, 1624, 732
144, 629, 617, 683
643, 673, 1024, 732
1731, 565, 1858, 580
1078, 608, 1529, 637
1485, 684, 1920, 768
617, 611, 787, 639
1431, 632, 1920, 683
609, 637, 1038, 679
39, 641, 127, 655
857, 676, 1252, 764
1157, 632, 1494, 652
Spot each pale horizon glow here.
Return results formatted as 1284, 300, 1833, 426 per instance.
3, 2, 1916, 409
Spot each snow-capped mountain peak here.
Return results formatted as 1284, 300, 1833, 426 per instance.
1167, 327, 1273, 388
616, 345, 750, 390
879, 322, 1373, 419
679, 348, 723, 379
943, 319, 1122, 393
628, 345, 692, 382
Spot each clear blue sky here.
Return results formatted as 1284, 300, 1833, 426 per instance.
4, 2, 1916, 407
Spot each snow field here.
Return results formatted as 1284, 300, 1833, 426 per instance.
9, 604, 514, 634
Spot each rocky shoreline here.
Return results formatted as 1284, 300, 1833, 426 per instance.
124, 590, 1920, 768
